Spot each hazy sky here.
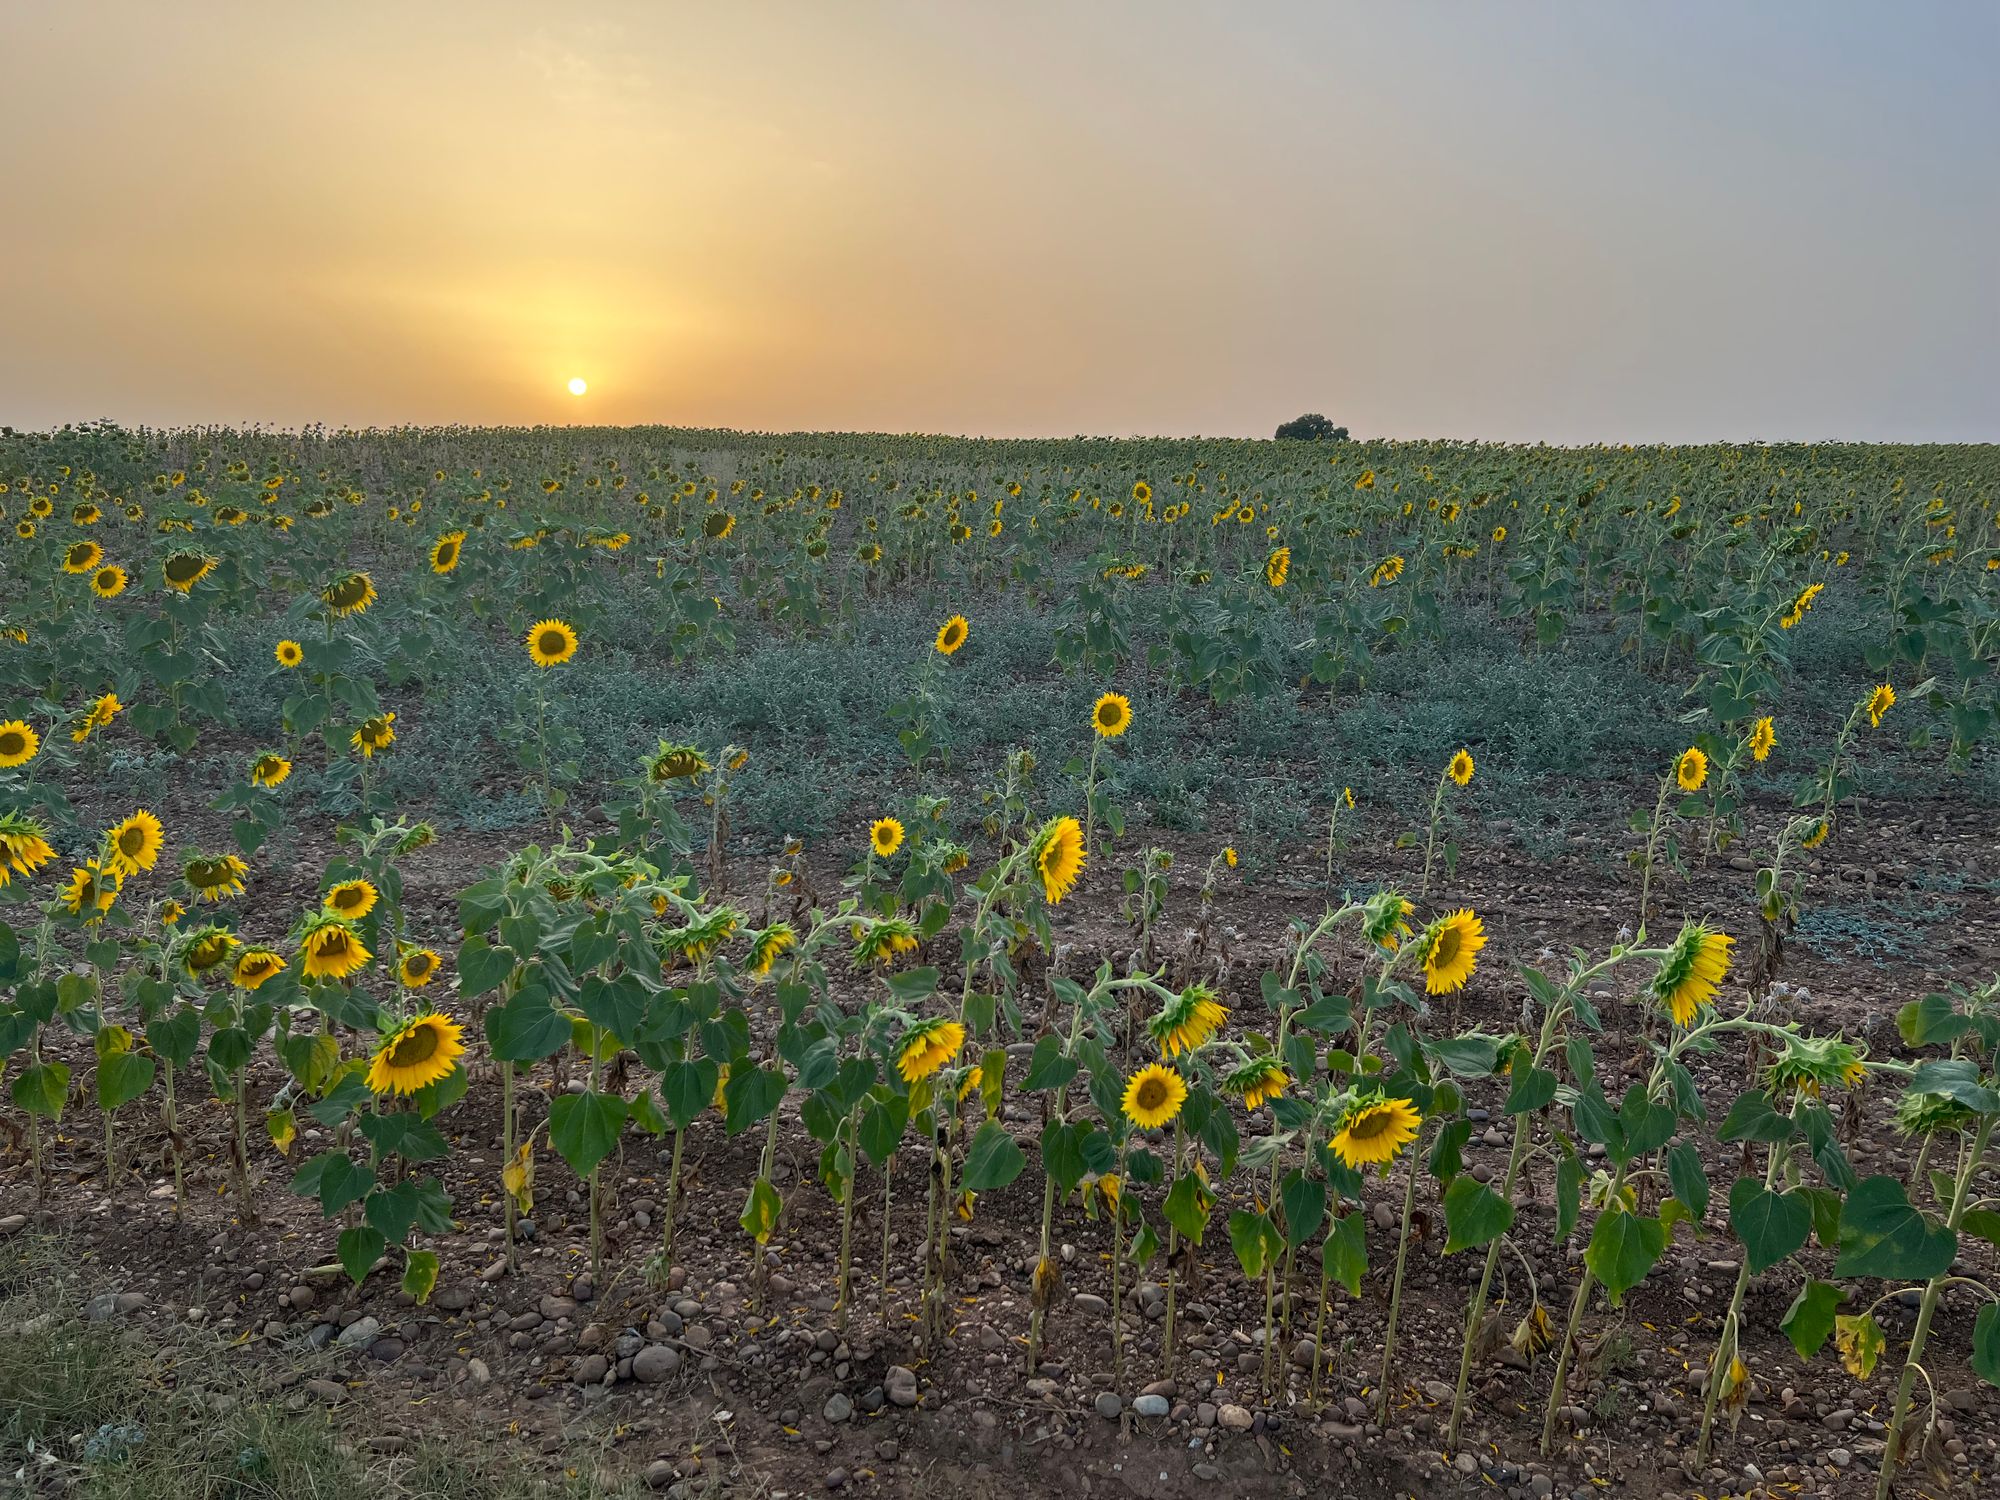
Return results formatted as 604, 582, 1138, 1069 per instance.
4, 2, 1996, 442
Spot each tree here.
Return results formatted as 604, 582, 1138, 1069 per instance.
1275, 414, 1348, 442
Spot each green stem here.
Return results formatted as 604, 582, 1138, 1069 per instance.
1540, 1160, 1631, 1455
1376, 1131, 1426, 1420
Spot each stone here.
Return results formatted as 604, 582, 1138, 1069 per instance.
885, 1366, 920, 1407
1134, 1394, 1170, 1418
1094, 1392, 1123, 1420
633, 1345, 682, 1383
304, 1378, 348, 1404
336, 1317, 382, 1349
824, 1393, 853, 1424
643, 1460, 674, 1491
574, 1354, 610, 1385
1218, 1404, 1254, 1431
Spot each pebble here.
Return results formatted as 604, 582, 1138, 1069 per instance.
335, 1317, 381, 1349
885, 1366, 920, 1407
1094, 1393, 1123, 1420
1218, 1404, 1253, 1431
633, 1345, 682, 1383
1134, 1394, 1170, 1418
825, 1393, 853, 1424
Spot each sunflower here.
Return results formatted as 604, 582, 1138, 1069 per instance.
746, 923, 797, 980
1676, 747, 1709, 792
867, 816, 906, 859
857, 541, 883, 565
1800, 818, 1831, 850
159, 898, 184, 926
0, 718, 41, 768
0, 810, 55, 879
1370, 555, 1405, 587
299, 914, 372, 981
935, 614, 969, 656
703, 511, 736, 539
106, 809, 165, 878
1330, 1096, 1422, 1170
1227, 1056, 1290, 1110
62, 860, 122, 918
1418, 908, 1485, 995
1779, 582, 1823, 629
399, 947, 442, 987
1031, 815, 1086, 904
228, 947, 285, 991
70, 692, 122, 744
853, 916, 920, 966
324, 879, 379, 920
1447, 748, 1475, 787
1149, 983, 1228, 1058
1092, 692, 1132, 739
62, 539, 103, 574
525, 617, 579, 668
13, 520, 32, 539
1121, 1062, 1188, 1131
895, 1017, 966, 1083
351, 711, 396, 758
1265, 546, 1290, 587
161, 551, 216, 592
179, 924, 239, 976
365, 1013, 466, 1096
646, 741, 710, 783
320, 571, 377, 617
89, 563, 127, 598
1749, 716, 1776, 763
1652, 922, 1732, 1027
184, 852, 249, 902
274, 639, 304, 668
429, 530, 466, 575
249, 750, 292, 788
1132, 480, 1153, 505
1866, 683, 1895, 728
1766, 1033, 1866, 1099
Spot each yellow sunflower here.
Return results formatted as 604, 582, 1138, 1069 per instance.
300, 916, 372, 981
365, 1013, 466, 1096
1121, 1062, 1188, 1131
0, 811, 55, 879
399, 947, 442, 987
274, 639, 304, 668
1265, 546, 1290, 587
161, 551, 216, 592
1228, 1057, 1289, 1110
179, 925, 239, 976
232, 947, 287, 990
184, 852, 249, 902
1330, 1096, 1422, 1170
1149, 984, 1228, 1058
853, 917, 920, 966
1866, 683, 1895, 728
1749, 716, 1776, 763
1092, 692, 1132, 739
525, 618, 579, 667
249, 751, 292, 788
70, 692, 122, 744
106, 809, 165, 878
0, 718, 41, 768
747, 923, 797, 979
935, 614, 969, 656
895, 1017, 966, 1083
1448, 748, 1475, 787
429, 530, 466, 575
869, 816, 905, 858
62, 860, 122, 918
1676, 747, 1709, 792
324, 879, 379, 920
1032, 815, 1086, 904
62, 539, 103, 574
351, 711, 396, 758
320, 571, 377, 618
90, 563, 127, 599
1418, 908, 1485, 995
1652, 922, 1733, 1027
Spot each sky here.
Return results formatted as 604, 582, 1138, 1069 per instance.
3, 1, 1996, 443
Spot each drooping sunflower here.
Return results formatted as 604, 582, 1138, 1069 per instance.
105, 809, 165, 878
1121, 1062, 1188, 1131
184, 852, 249, 902
299, 913, 372, 981
1092, 692, 1132, 739
1265, 546, 1290, 587
1779, 581, 1823, 629
178, 924, 239, 977
853, 916, 920, 966
935, 614, 969, 656
1149, 983, 1228, 1059
869, 816, 905, 858
70, 692, 122, 744
62, 539, 104, 574
646, 741, 710, 782
351, 711, 396, 758
1370, 555, 1405, 587
1652, 922, 1733, 1027
1448, 748, 1475, 787
324, 879, 379, 920
161, 551, 216, 592
274, 639, 304, 668
365, 1013, 466, 1096
1866, 683, 1895, 728
320, 571, 377, 618
1330, 1096, 1422, 1170
1418, 908, 1486, 995
232, 947, 287, 990
249, 750, 292, 788
1031, 815, 1086, 905
0, 810, 55, 880
746, 922, 797, 979
895, 1017, 966, 1084
1765, 1033, 1866, 1099
525, 618, 578, 667
429, 530, 466, 575
62, 860, 123, 918
399, 946, 442, 987
1676, 747, 1709, 792
89, 563, 127, 598
1749, 716, 1776, 763
703, 511, 736, 540
1800, 818, 1831, 850
1227, 1055, 1290, 1110
0, 718, 41, 768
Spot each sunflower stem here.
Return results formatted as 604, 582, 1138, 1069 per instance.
660, 1126, 684, 1270
1540, 1158, 1629, 1456
1376, 1126, 1426, 1421
836, 1105, 860, 1334
878, 1155, 894, 1329
163, 1063, 183, 1212
1111, 1138, 1128, 1393
501, 1062, 519, 1275
1696, 1105, 1796, 1465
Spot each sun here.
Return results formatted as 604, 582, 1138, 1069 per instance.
567, 377, 588, 396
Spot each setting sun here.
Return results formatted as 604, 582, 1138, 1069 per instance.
567, 377, 587, 396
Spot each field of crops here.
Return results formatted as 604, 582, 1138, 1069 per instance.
1, 423, 1998, 1499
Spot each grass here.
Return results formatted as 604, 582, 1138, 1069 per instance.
0, 1235, 671, 1500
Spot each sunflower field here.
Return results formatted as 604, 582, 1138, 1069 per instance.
1, 423, 1998, 1497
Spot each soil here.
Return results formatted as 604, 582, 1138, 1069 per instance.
5, 779, 2000, 1500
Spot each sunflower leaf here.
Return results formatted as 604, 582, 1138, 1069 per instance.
548, 1090, 627, 1177
963, 1119, 1026, 1192
1443, 1175, 1515, 1254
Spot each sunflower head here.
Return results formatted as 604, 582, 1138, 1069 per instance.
869, 817, 905, 859
399, 946, 442, 987
319, 571, 377, 618
161, 551, 216, 592
1091, 692, 1132, 739
249, 751, 292, 789
232, 947, 287, 990
1265, 546, 1290, 587
1866, 683, 1895, 728
429, 531, 466, 575
1765, 1033, 1866, 1100
351, 712, 396, 758
1121, 1062, 1188, 1131
1447, 749, 1475, 787
298, 912, 372, 981
105, 809, 165, 878
1652, 922, 1733, 1027
1226, 1055, 1290, 1110
365, 1013, 466, 1096
184, 851, 249, 902
1031, 815, 1086, 905
63, 539, 103, 574
324, 879, 378, 920
895, 1017, 966, 1083
1894, 1086, 1975, 1139
0, 811, 55, 879
1418, 909, 1486, 995
1675, 746, 1709, 793
525, 617, 579, 668
178, 923, 240, 977
853, 916, 920, 967
274, 639, 304, 668
1748, 716, 1776, 763
934, 614, 969, 656
1149, 983, 1228, 1059
0, 718, 42, 768
62, 860, 123, 918
744, 923, 797, 980
1330, 1095, 1423, 1171
647, 741, 711, 783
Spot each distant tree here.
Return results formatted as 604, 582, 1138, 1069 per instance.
1275, 413, 1348, 442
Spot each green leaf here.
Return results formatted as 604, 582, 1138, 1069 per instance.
1667, 1140, 1709, 1220
548, 1090, 627, 1177
1908, 1059, 2000, 1114
455, 934, 515, 998
11, 1061, 69, 1120
1781, 1279, 1843, 1361
1321, 1211, 1367, 1296
1427, 1118, 1471, 1181
293, 1152, 375, 1216
577, 975, 649, 1044
1555, 1152, 1582, 1242
1022, 1034, 1078, 1092
1718, 1089, 1795, 1144
146, 1007, 201, 1067
962, 1120, 1026, 1192
1228, 1209, 1283, 1279
858, 1097, 909, 1166
402, 1250, 439, 1305
1504, 1066, 1557, 1116
1163, 1172, 1213, 1245
484, 986, 569, 1062
1798, 1185, 1844, 1249
0, 921, 18, 984
660, 1059, 719, 1131
1443, 1175, 1515, 1254
1973, 1303, 2000, 1389
95, 1051, 155, 1111
1834, 1175, 1957, 1280
1897, 994, 1970, 1048
1962, 1209, 2000, 1252
738, 1176, 782, 1244
723, 1065, 786, 1137
1572, 1084, 1624, 1156
1729, 1178, 1811, 1274
1278, 1171, 1327, 1247
1425, 1033, 1503, 1078
338, 1226, 386, 1286
1584, 1205, 1666, 1306
1040, 1121, 1088, 1196
1616, 1084, 1676, 1160
357, 1113, 449, 1164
